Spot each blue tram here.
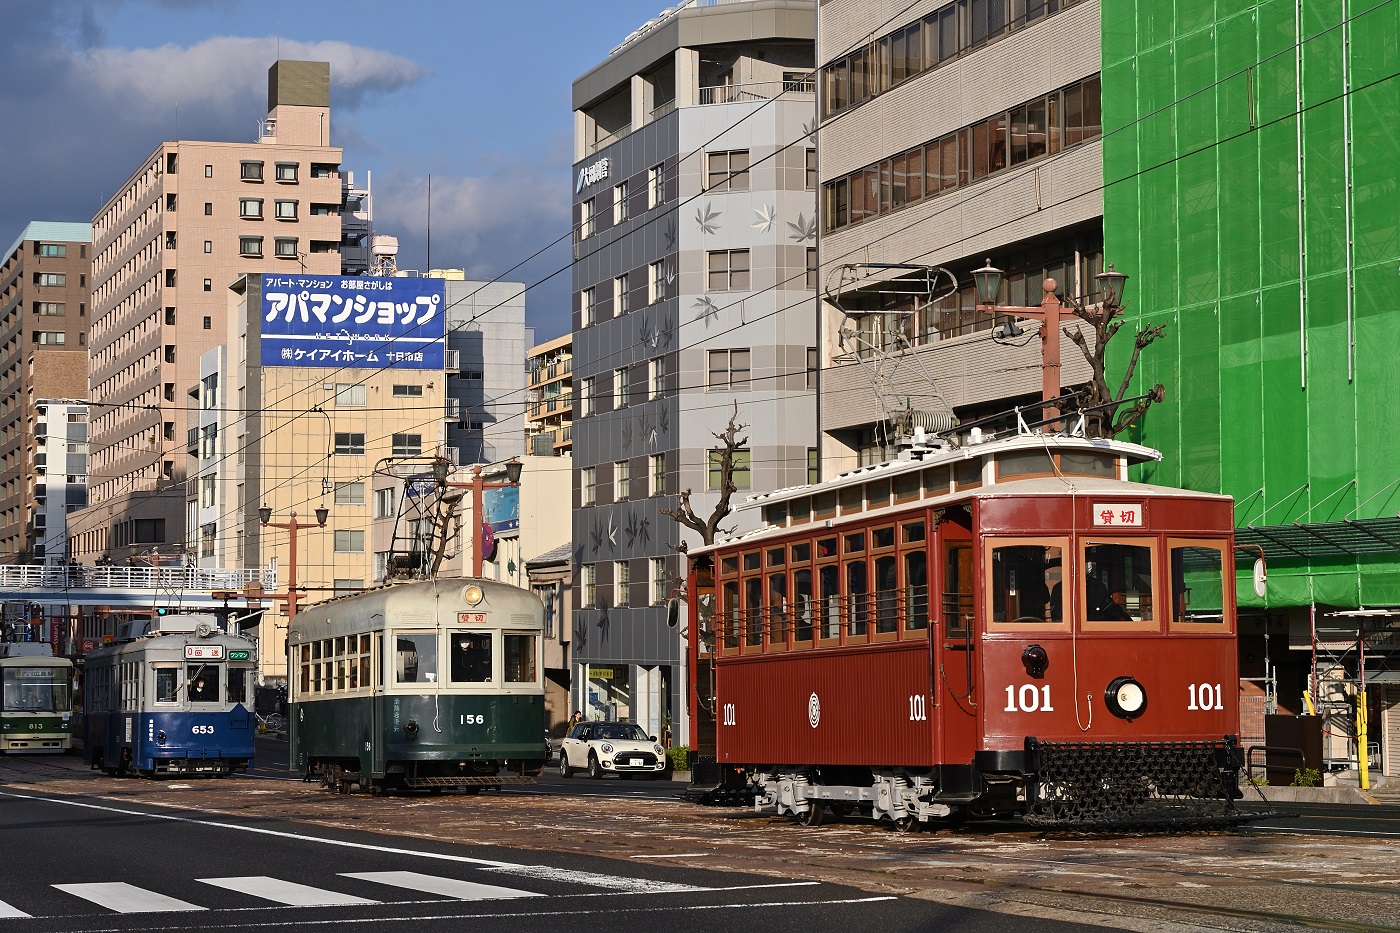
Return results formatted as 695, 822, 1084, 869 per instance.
83, 614, 256, 777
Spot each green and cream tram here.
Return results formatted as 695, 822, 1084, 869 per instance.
1, 644, 74, 753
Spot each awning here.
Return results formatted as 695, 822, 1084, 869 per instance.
1234, 517, 1400, 560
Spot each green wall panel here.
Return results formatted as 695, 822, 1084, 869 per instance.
1256, 122, 1301, 286
1217, 135, 1261, 297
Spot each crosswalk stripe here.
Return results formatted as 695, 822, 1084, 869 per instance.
0, 899, 32, 919
340, 871, 540, 901
198, 876, 381, 907
52, 883, 205, 914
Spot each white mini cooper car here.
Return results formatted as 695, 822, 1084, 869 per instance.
558, 721, 668, 779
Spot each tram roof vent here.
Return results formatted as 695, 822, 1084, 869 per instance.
0, 643, 54, 658
149, 614, 221, 636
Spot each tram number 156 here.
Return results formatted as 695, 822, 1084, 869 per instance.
1004, 684, 1054, 713
1187, 683, 1225, 711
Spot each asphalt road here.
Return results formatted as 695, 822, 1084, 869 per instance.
0, 788, 1123, 933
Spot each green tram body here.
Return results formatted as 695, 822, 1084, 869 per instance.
0, 647, 74, 754
288, 578, 547, 793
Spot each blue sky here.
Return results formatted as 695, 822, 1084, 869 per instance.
1, 0, 667, 340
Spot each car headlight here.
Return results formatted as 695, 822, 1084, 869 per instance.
601, 743, 614, 755
654, 745, 665, 756
1105, 676, 1147, 720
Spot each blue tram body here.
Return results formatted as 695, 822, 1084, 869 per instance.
82, 615, 255, 777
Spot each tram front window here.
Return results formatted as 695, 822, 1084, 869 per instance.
396, 633, 437, 684
990, 543, 1064, 623
227, 667, 248, 704
155, 667, 179, 703
450, 632, 492, 683
187, 665, 220, 703
1084, 543, 1153, 622
503, 634, 537, 683
1, 668, 70, 712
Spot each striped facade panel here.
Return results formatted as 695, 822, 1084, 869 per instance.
715, 642, 935, 766
818, 0, 943, 65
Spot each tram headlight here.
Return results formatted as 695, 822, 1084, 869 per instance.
157, 730, 167, 745
1021, 644, 1049, 678
1105, 676, 1148, 721
463, 584, 484, 606
405, 720, 420, 738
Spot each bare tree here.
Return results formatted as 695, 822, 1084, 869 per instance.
1065, 300, 1167, 439
660, 402, 749, 550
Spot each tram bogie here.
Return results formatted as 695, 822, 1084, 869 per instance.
288, 578, 547, 794
82, 615, 256, 777
0, 644, 74, 754
687, 432, 1258, 831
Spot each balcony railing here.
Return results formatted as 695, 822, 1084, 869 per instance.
528, 391, 574, 420
699, 78, 814, 106
0, 564, 278, 593
529, 357, 572, 387
586, 126, 631, 156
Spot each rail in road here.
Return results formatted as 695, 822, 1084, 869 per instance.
0, 564, 276, 608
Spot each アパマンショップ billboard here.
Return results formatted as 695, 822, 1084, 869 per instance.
260, 274, 446, 369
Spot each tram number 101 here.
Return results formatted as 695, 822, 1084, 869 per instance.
1004, 684, 1054, 713
1187, 683, 1225, 711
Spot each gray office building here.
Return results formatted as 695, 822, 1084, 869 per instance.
570, 0, 817, 741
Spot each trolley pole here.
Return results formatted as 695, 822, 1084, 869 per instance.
257, 505, 328, 620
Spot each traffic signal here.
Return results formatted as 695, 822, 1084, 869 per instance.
156, 607, 168, 616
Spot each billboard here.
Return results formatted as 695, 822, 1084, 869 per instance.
483, 484, 520, 533
260, 274, 446, 369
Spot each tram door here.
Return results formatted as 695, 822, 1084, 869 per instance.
937, 526, 979, 763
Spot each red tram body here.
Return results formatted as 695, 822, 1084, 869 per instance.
686, 432, 1249, 829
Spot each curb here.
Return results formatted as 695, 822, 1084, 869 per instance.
1253, 785, 1382, 805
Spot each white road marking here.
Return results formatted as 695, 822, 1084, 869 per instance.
629, 853, 710, 859
53, 882, 206, 914
0, 900, 31, 919
1250, 825, 1400, 838
199, 876, 380, 907
341, 871, 538, 901
481, 864, 703, 893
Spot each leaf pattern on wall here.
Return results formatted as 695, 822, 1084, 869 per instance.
787, 212, 817, 243
752, 203, 776, 233
695, 202, 721, 235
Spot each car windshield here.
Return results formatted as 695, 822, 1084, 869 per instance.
595, 723, 649, 742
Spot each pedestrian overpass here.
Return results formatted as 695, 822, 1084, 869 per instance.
0, 564, 278, 611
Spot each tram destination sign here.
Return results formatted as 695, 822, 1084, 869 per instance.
1092, 503, 1144, 527
259, 274, 446, 370
228, 650, 251, 661
185, 645, 225, 660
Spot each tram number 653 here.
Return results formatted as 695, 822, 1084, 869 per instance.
1004, 684, 1054, 713
192, 725, 215, 735
908, 694, 928, 721
1187, 683, 1225, 711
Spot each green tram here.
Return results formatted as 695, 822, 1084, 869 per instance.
1, 644, 74, 754
288, 578, 547, 794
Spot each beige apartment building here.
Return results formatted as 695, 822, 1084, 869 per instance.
525, 334, 572, 456
0, 222, 93, 562
71, 61, 347, 562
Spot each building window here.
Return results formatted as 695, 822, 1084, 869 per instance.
240, 198, 263, 219
204, 202, 213, 215
707, 249, 749, 291
392, 433, 422, 457
36, 273, 66, 287
334, 432, 365, 455
616, 460, 630, 500
582, 564, 597, 608
650, 453, 666, 495
275, 237, 299, 258
275, 199, 298, 219
708, 449, 751, 490
806, 148, 817, 189
707, 348, 751, 390
334, 481, 366, 505
579, 377, 593, 417
391, 384, 423, 397
613, 181, 628, 223
38, 243, 66, 258
334, 384, 366, 407
204, 240, 212, 254
648, 260, 665, 304
374, 487, 396, 518
806, 248, 817, 290
652, 557, 668, 605
649, 356, 666, 400
334, 530, 365, 553
205, 164, 213, 177
614, 367, 629, 408
203, 316, 211, 329
33, 331, 65, 345
275, 162, 298, 182
581, 286, 595, 326
200, 474, 217, 508
615, 561, 630, 607
239, 236, 263, 257
580, 197, 595, 238
614, 274, 629, 315
706, 150, 750, 191
35, 302, 64, 316
647, 163, 663, 208
808, 447, 819, 484
240, 160, 264, 181
582, 467, 597, 506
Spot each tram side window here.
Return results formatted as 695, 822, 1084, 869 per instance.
227, 667, 248, 704
988, 542, 1065, 624
1083, 542, 1153, 623
396, 633, 437, 684
793, 568, 814, 644
1171, 542, 1226, 625
905, 549, 929, 630
299, 645, 311, 694
450, 632, 492, 683
503, 634, 537, 683
187, 665, 220, 703
847, 561, 869, 636
744, 577, 763, 647
155, 667, 179, 703
768, 572, 788, 646
722, 581, 740, 651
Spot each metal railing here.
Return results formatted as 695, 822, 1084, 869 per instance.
719, 586, 931, 651
529, 357, 572, 386
699, 78, 814, 106
0, 564, 277, 593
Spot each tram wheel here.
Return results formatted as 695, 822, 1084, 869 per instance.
797, 804, 827, 827
368, 782, 383, 797
892, 816, 919, 834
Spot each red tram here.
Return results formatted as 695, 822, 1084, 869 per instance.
685, 430, 1253, 830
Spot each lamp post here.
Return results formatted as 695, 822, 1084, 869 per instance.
434, 458, 523, 577
258, 504, 328, 620
972, 260, 1128, 426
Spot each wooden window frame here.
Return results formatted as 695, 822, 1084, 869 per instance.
1167, 537, 1234, 633
982, 536, 1072, 633
1078, 536, 1162, 633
